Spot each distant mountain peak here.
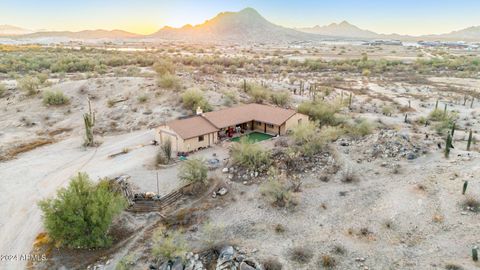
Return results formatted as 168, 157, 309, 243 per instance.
150, 7, 317, 43
298, 21, 378, 38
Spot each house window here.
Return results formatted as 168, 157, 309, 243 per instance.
298, 118, 302, 124
267, 124, 274, 128
198, 135, 204, 142
256, 121, 262, 126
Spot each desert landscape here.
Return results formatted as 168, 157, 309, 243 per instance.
1, 3, 480, 270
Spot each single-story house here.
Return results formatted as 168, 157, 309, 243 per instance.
156, 103, 309, 153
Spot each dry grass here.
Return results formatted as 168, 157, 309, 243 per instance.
2, 138, 54, 161
289, 246, 313, 264
263, 257, 283, 270
318, 254, 336, 268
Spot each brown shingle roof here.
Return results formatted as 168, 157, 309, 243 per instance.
203, 103, 297, 128
164, 104, 299, 139
165, 116, 218, 140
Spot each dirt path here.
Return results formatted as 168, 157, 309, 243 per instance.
0, 130, 155, 270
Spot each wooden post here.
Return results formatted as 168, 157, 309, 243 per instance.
156, 172, 160, 195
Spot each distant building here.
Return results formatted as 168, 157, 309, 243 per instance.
156, 103, 309, 153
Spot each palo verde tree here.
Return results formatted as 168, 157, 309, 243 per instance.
38, 172, 126, 248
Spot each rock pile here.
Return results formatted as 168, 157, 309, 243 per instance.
341, 130, 428, 160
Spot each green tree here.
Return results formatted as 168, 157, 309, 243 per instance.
38, 172, 126, 248
178, 158, 208, 186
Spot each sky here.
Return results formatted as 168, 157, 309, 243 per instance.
1, 0, 479, 35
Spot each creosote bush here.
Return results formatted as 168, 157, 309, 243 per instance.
345, 118, 374, 137
42, 90, 70, 106
158, 73, 181, 90
152, 228, 188, 262
38, 172, 126, 249
231, 137, 271, 171
178, 158, 209, 187
181, 88, 212, 112
270, 90, 290, 106
246, 84, 270, 103
290, 122, 326, 157
260, 169, 299, 209
18, 75, 40, 96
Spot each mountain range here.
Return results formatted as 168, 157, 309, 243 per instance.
2, 8, 480, 43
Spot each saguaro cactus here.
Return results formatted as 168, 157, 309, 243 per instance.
443, 103, 447, 118
451, 122, 456, 136
467, 129, 473, 151
83, 99, 95, 147
348, 92, 353, 109
471, 97, 475, 108
243, 79, 246, 92
445, 133, 452, 158
435, 99, 439, 110
473, 247, 478, 262
463, 181, 468, 195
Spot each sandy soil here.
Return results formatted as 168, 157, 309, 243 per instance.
0, 130, 159, 270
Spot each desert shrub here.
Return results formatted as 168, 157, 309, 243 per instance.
289, 246, 313, 264
178, 158, 208, 186
341, 167, 359, 183
463, 196, 480, 212
270, 91, 290, 106
345, 118, 374, 137
230, 138, 271, 171
318, 255, 336, 269
181, 89, 211, 112
199, 222, 226, 250
137, 94, 148, 103
382, 105, 394, 115
116, 253, 137, 270
260, 170, 298, 208
42, 90, 70, 106
263, 257, 283, 270
429, 109, 445, 121
18, 75, 40, 96
158, 73, 181, 90
290, 122, 326, 157
152, 229, 187, 262
223, 91, 237, 107
298, 101, 341, 127
38, 172, 126, 248
320, 126, 345, 142
153, 59, 175, 76
36, 72, 49, 84
246, 84, 270, 103
445, 263, 463, 270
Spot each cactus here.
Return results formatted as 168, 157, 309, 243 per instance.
464, 95, 468, 106
408, 100, 411, 108
443, 103, 447, 117
473, 247, 478, 262
463, 181, 468, 195
451, 122, 456, 136
445, 133, 452, 158
435, 99, 439, 110
467, 129, 473, 151
243, 79, 247, 92
471, 97, 475, 108
83, 99, 95, 147
348, 92, 353, 109
404, 113, 408, 123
